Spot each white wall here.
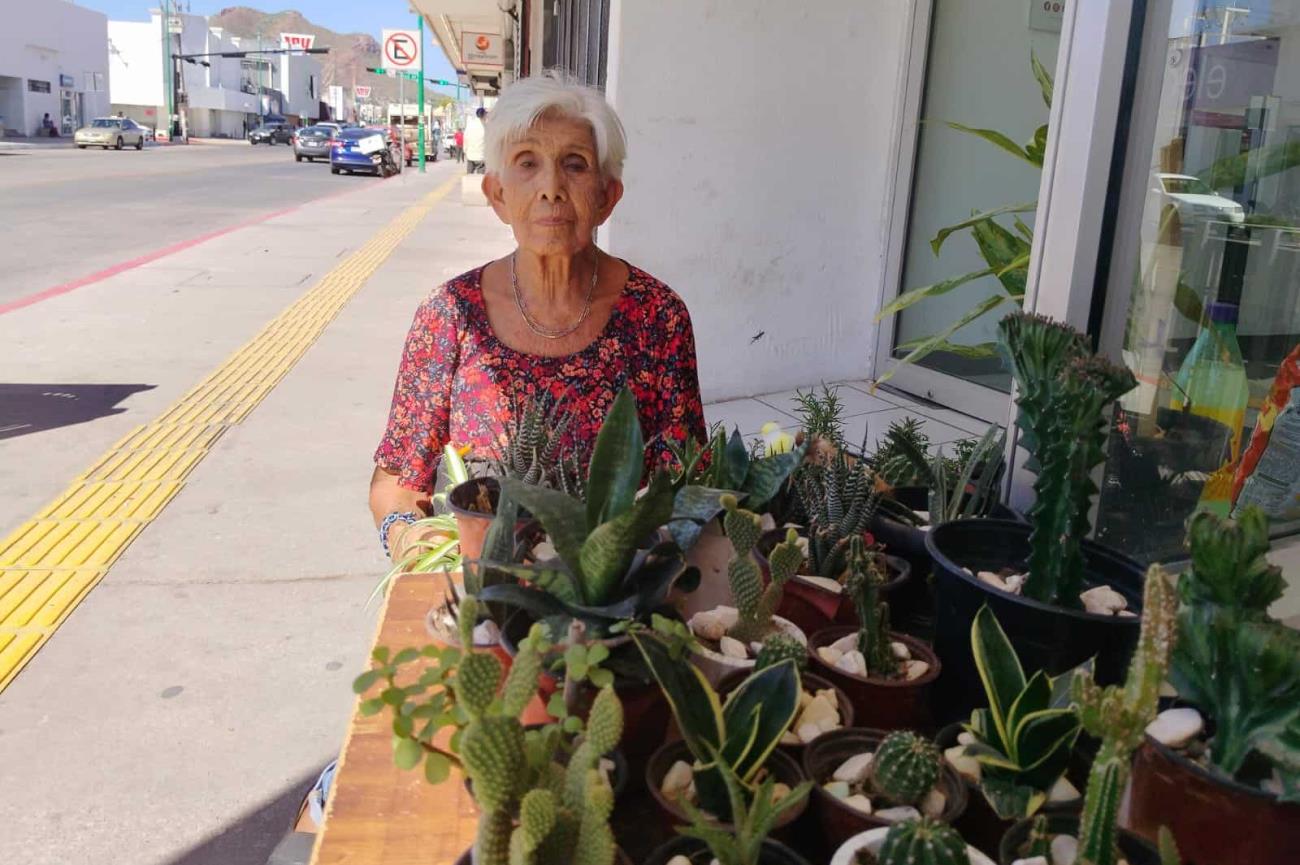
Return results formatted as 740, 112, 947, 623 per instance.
603, 0, 912, 402
280, 53, 322, 121
0, 0, 111, 135
108, 20, 162, 107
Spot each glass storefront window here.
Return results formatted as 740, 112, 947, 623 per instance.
1096, 0, 1300, 563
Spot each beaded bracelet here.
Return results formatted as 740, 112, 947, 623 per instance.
379, 510, 420, 558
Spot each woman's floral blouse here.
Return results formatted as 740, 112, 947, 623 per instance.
375, 263, 707, 492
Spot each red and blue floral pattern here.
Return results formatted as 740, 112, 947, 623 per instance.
375, 263, 707, 492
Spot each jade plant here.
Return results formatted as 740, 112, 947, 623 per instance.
998, 311, 1137, 606
796, 444, 883, 579
845, 534, 897, 678
723, 494, 804, 644
354, 597, 624, 865
675, 751, 811, 865
633, 629, 801, 820
1170, 507, 1300, 797
871, 730, 943, 806
878, 817, 971, 865
475, 388, 700, 638
962, 604, 1081, 819
1071, 564, 1178, 865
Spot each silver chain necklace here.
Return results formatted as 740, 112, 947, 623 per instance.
510, 250, 597, 340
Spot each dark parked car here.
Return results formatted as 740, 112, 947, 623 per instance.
293, 125, 335, 162
329, 127, 401, 177
248, 122, 293, 145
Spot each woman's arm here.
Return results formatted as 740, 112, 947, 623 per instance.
368, 466, 433, 561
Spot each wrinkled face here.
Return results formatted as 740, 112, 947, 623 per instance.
484, 111, 624, 257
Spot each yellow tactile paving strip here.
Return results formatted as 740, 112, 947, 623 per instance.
0, 177, 457, 692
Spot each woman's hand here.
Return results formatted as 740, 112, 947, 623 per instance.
370, 466, 430, 558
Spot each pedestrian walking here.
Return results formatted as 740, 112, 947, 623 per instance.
453, 127, 464, 162
464, 108, 486, 174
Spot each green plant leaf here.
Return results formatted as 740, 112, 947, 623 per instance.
578, 471, 677, 604
876, 267, 996, 320
970, 217, 1030, 298
585, 388, 645, 530
720, 660, 801, 783
1005, 669, 1052, 750
442, 443, 470, 486
632, 631, 725, 759
879, 294, 1009, 384
964, 739, 1021, 772
353, 669, 383, 694
424, 751, 451, 784
972, 605, 1027, 749
499, 477, 589, 588
723, 428, 751, 491
740, 444, 806, 509
1031, 50, 1054, 109
393, 736, 423, 771
1023, 123, 1049, 167
589, 667, 614, 688
946, 121, 1037, 165
980, 771, 1043, 820
1012, 708, 1080, 777
930, 202, 1037, 255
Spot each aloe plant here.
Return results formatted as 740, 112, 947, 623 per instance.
675, 751, 811, 865
998, 312, 1136, 606
875, 53, 1054, 384
1171, 508, 1300, 798
883, 423, 1007, 526
963, 605, 1081, 819
633, 629, 802, 820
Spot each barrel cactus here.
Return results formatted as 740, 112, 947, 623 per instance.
870, 730, 942, 806
877, 817, 970, 865
754, 633, 807, 672
724, 495, 802, 644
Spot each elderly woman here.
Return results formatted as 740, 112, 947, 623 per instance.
369, 74, 707, 559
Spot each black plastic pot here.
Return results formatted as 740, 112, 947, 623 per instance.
925, 518, 1144, 724
643, 836, 811, 865
998, 813, 1158, 865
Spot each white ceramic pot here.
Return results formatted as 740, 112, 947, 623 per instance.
678, 520, 735, 619
829, 827, 995, 865
689, 615, 807, 687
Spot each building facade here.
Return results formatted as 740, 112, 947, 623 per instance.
0, 0, 111, 138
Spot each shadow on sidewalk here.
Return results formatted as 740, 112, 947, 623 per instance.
159, 764, 326, 865
0, 383, 155, 440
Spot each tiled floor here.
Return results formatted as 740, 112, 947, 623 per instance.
703, 380, 988, 456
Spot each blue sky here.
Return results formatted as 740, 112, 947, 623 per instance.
77, 1, 459, 88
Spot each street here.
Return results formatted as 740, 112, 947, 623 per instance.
0, 142, 369, 307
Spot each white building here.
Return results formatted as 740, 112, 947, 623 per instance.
0, 0, 111, 138
109, 11, 266, 139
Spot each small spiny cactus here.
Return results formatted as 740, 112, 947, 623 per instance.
877, 817, 970, 865
754, 633, 807, 672
723, 495, 801, 644
845, 535, 897, 678
870, 730, 942, 806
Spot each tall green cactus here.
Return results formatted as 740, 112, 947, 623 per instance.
723, 495, 802, 643
1071, 565, 1178, 865
877, 818, 970, 865
871, 730, 942, 805
998, 312, 1136, 607
845, 535, 897, 678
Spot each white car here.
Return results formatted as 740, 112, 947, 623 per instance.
1154, 173, 1245, 225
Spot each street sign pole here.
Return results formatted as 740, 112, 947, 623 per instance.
417, 14, 426, 173
161, 0, 174, 139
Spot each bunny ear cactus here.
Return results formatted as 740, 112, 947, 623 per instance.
723, 495, 802, 644
963, 604, 1081, 819
1171, 507, 1300, 795
1071, 565, 1178, 865
997, 312, 1136, 607
877, 817, 971, 865
870, 731, 942, 805
845, 535, 897, 678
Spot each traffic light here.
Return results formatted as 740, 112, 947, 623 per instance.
366, 67, 384, 75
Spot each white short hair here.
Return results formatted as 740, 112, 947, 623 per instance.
484, 72, 627, 180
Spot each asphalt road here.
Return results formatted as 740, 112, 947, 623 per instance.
0, 141, 366, 306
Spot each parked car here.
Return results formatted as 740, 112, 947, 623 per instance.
74, 117, 146, 150
293, 125, 336, 163
248, 122, 293, 145
329, 127, 402, 177
315, 122, 344, 135
1153, 172, 1245, 225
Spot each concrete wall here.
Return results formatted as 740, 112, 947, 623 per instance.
107, 21, 162, 108
280, 54, 322, 122
603, 0, 912, 402
0, 0, 111, 136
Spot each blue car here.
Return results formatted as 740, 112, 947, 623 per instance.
329, 127, 400, 177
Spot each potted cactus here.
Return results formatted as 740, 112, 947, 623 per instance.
1127, 508, 1300, 865
803, 728, 969, 854
925, 311, 1146, 721
998, 562, 1177, 865
685, 496, 808, 685
808, 536, 940, 730
829, 819, 996, 865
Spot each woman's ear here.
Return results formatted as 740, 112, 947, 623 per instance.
595, 177, 625, 225
482, 173, 511, 224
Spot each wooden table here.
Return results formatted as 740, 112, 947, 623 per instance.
310, 573, 478, 865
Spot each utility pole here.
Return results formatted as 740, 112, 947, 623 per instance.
417, 13, 426, 173
161, 0, 174, 138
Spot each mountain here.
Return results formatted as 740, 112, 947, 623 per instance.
210, 6, 452, 112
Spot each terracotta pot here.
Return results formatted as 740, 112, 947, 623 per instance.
1128, 736, 1300, 865
690, 616, 807, 687
999, 814, 1158, 865
807, 627, 940, 732
447, 477, 500, 563
831, 827, 995, 865
643, 836, 811, 865
645, 740, 808, 838
717, 670, 855, 756
778, 574, 845, 636
802, 727, 968, 853
829, 555, 912, 628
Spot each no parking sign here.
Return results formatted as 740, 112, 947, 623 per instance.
382, 29, 421, 70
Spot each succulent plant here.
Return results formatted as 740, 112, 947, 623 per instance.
354, 597, 624, 865
633, 630, 802, 820
844, 535, 897, 678
797, 445, 883, 579
1071, 565, 1178, 865
870, 731, 942, 806
963, 604, 1081, 819
489, 393, 587, 496
872, 417, 932, 486
675, 749, 811, 865
723, 494, 804, 644
877, 817, 970, 865
792, 384, 847, 447
997, 311, 1137, 607
1171, 507, 1300, 797
754, 633, 807, 672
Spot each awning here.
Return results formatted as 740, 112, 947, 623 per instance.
410, 0, 513, 95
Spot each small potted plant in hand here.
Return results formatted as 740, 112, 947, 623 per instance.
926, 311, 1146, 720
809, 535, 939, 729
1127, 508, 1300, 865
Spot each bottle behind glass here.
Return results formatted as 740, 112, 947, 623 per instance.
1172, 300, 1249, 461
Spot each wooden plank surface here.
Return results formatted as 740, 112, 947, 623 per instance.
311, 573, 478, 865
